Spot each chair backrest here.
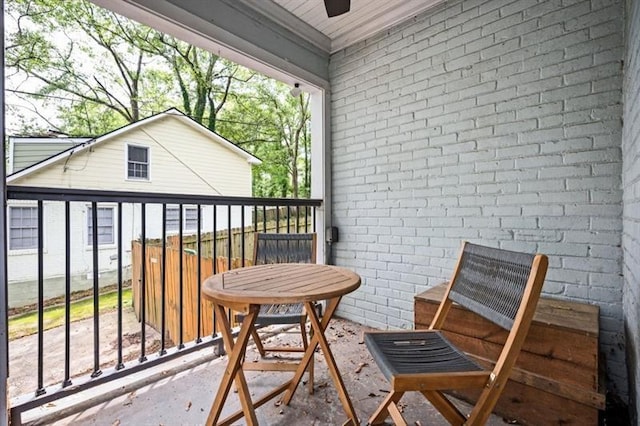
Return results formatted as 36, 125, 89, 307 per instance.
425, 241, 548, 425
253, 233, 317, 265
448, 242, 538, 330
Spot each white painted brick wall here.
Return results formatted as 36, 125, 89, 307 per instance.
623, 0, 640, 421
329, 0, 627, 398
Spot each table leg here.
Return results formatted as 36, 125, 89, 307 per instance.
206, 304, 259, 426
283, 297, 359, 426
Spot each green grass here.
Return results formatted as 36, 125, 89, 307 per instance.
8, 289, 133, 340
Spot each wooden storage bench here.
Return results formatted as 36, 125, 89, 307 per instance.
414, 284, 605, 425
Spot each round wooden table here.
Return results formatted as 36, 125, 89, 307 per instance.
202, 263, 361, 426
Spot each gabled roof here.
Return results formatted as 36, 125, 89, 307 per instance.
7, 108, 261, 182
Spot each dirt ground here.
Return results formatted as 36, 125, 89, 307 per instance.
8, 307, 161, 400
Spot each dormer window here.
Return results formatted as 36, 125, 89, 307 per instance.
127, 145, 149, 180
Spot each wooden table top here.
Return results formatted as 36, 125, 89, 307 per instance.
202, 263, 361, 306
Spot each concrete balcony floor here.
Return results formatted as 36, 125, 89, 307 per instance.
32, 318, 506, 425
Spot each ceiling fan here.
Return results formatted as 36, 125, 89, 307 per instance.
324, 0, 350, 17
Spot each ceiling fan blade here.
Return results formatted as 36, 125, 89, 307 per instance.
324, 0, 350, 17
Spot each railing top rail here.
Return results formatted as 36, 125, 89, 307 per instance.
7, 186, 322, 207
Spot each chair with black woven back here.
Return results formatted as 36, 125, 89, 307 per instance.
364, 241, 548, 425
237, 232, 318, 394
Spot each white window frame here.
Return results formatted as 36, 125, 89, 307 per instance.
125, 143, 150, 181
165, 206, 180, 233
165, 206, 199, 233
8, 205, 40, 252
87, 205, 116, 247
184, 207, 199, 231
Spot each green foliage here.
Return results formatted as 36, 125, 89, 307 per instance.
219, 77, 311, 198
5, 0, 311, 198
8, 288, 133, 340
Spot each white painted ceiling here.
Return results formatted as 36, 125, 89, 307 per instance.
244, 0, 444, 53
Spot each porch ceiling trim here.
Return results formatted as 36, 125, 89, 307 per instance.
90, 0, 331, 89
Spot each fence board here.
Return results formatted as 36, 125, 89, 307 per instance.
132, 243, 252, 344
132, 222, 312, 344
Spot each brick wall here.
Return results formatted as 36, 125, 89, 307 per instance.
623, 0, 640, 420
329, 0, 627, 397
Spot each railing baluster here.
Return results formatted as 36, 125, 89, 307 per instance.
227, 205, 232, 324
160, 204, 167, 355
287, 205, 291, 233
313, 206, 317, 232
226, 205, 231, 271
178, 205, 184, 349
241, 206, 245, 267
253, 206, 258, 233
276, 206, 280, 233
196, 205, 202, 343
63, 201, 72, 387
212, 205, 217, 337
305, 206, 309, 232
36, 200, 45, 395
213, 205, 218, 275
91, 202, 101, 378
140, 203, 147, 362
262, 205, 267, 232
116, 203, 124, 370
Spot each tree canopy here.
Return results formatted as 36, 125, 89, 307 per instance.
5, 0, 311, 198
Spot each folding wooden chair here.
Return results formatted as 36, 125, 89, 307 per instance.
365, 241, 548, 425
237, 232, 318, 393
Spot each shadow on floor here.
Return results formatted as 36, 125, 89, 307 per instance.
40, 318, 510, 426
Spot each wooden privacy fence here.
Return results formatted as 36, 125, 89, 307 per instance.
132, 218, 314, 344
168, 215, 314, 259
131, 242, 252, 344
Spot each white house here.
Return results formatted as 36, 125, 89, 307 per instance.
6, 108, 261, 307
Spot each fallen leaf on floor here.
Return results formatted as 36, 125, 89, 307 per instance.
415, 421, 422, 426
279, 409, 284, 415
354, 362, 367, 373
185, 401, 192, 411
111, 420, 120, 426
368, 392, 377, 397
274, 400, 282, 407
123, 391, 136, 406
46, 403, 56, 407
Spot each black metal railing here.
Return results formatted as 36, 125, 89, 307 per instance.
6, 185, 321, 423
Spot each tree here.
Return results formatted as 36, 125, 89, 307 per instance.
7, 0, 150, 133
219, 77, 311, 198
132, 31, 254, 132
5, 0, 243, 135
5, 0, 311, 198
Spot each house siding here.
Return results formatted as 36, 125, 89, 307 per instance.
10, 139, 87, 173
330, 0, 627, 398
7, 202, 133, 308
11, 117, 252, 196
7, 114, 254, 307
623, 0, 640, 421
